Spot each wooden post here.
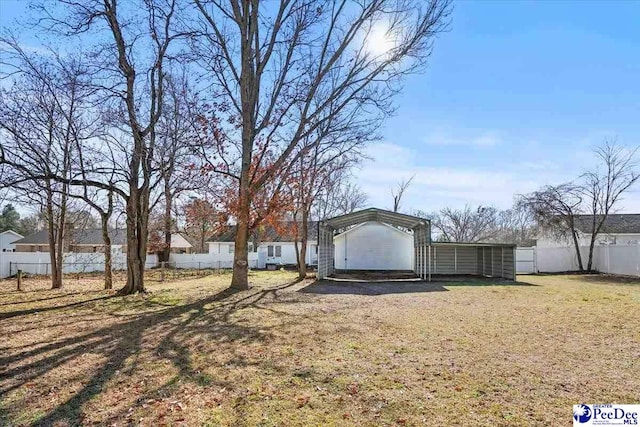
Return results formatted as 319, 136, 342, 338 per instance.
160, 261, 165, 282
17, 269, 23, 291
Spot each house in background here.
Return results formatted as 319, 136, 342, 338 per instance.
11, 229, 128, 253
536, 214, 640, 248
168, 233, 193, 254
0, 230, 23, 252
11, 229, 192, 254
207, 222, 318, 266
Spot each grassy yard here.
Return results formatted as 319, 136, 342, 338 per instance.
1, 272, 638, 426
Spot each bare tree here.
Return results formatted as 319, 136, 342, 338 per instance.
290, 140, 365, 279
579, 141, 639, 271
191, 0, 451, 290
0, 41, 91, 289
519, 141, 639, 272
152, 71, 204, 264
391, 175, 414, 213
1, 0, 186, 294
518, 183, 586, 270
315, 179, 369, 220
76, 188, 116, 290
430, 205, 498, 243
494, 205, 537, 245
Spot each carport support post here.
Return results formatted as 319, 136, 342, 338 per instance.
454, 246, 458, 274
428, 245, 431, 282
420, 245, 423, 280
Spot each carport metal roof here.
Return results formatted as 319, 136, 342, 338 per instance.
321, 208, 429, 230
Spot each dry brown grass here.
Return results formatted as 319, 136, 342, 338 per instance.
1, 273, 638, 426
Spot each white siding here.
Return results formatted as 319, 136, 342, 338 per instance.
259, 242, 317, 265
207, 241, 317, 266
334, 222, 413, 270
0, 231, 22, 252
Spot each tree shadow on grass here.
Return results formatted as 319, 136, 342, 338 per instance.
300, 280, 450, 295
301, 276, 537, 295
0, 278, 309, 426
573, 274, 640, 285
0, 295, 114, 320
0, 291, 105, 307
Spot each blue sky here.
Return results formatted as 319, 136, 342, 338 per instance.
2, 0, 639, 213
360, 1, 640, 213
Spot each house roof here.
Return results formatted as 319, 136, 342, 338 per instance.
321, 207, 429, 230
11, 228, 128, 246
1, 230, 23, 239
573, 214, 640, 234
207, 221, 319, 243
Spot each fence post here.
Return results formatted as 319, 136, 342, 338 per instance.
160, 261, 165, 282
17, 269, 23, 291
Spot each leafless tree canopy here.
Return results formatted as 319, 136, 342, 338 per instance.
519, 140, 639, 271
190, 0, 451, 289
391, 175, 414, 213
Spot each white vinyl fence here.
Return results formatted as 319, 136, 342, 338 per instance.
515, 247, 536, 274
168, 252, 258, 270
0, 251, 159, 279
0, 251, 261, 279
517, 244, 639, 277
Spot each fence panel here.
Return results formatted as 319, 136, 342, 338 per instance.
534, 245, 639, 277
598, 245, 640, 276
516, 247, 536, 274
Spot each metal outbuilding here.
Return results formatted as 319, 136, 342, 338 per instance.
317, 208, 516, 281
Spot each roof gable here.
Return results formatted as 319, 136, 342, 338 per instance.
1, 230, 24, 240
322, 207, 429, 230
573, 214, 640, 234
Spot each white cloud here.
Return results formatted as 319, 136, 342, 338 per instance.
422, 130, 502, 148
354, 141, 640, 213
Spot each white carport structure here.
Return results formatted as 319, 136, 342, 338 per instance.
318, 208, 431, 280
317, 208, 516, 281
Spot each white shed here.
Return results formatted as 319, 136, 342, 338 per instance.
334, 222, 413, 270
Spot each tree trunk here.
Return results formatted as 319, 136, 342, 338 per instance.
571, 229, 584, 272
298, 208, 309, 279
45, 186, 63, 289
231, 182, 250, 290
586, 236, 596, 273
102, 217, 112, 290
162, 178, 172, 263
201, 223, 206, 253
293, 237, 300, 271
119, 189, 148, 294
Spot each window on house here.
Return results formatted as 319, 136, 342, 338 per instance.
275, 245, 282, 257
267, 245, 274, 257
228, 244, 234, 254
248, 243, 254, 252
